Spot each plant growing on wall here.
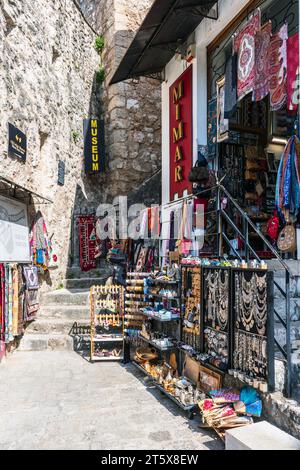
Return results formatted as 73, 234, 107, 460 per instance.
72, 131, 80, 143
94, 35, 105, 54
96, 66, 105, 84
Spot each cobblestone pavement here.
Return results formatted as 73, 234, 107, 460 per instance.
0, 351, 223, 450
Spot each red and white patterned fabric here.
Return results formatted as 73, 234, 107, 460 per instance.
269, 23, 288, 112
287, 32, 299, 113
77, 215, 97, 272
233, 10, 261, 101
253, 22, 272, 102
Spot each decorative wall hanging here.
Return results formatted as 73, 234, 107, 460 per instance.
233, 9, 261, 101
253, 22, 272, 102
224, 52, 238, 119
287, 32, 299, 113
269, 23, 288, 112
202, 267, 231, 370
216, 76, 229, 143
77, 215, 97, 272
23, 266, 39, 290
232, 269, 273, 382
207, 97, 217, 157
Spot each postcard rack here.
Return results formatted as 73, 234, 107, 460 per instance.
90, 285, 125, 363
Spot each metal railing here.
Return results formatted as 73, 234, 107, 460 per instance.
216, 183, 293, 397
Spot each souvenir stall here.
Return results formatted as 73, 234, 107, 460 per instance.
0, 183, 53, 361
120, 258, 274, 434
205, 0, 300, 259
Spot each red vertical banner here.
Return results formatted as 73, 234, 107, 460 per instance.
169, 66, 193, 201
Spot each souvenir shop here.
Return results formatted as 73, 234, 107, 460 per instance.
205, 0, 299, 259
0, 178, 54, 362
90, 0, 300, 440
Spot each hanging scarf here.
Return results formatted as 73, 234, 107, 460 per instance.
287, 32, 299, 113
269, 24, 288, 112
12, 264, 19, 336
276, 136, 300, 222
5, 265, 13, 344
30, 211, 52, 270
233, 10, 261, 101
253, 22, 272, 102
224, 53, 238, 118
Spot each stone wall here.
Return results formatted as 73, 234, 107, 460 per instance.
0, 0, 162, 289
0, 0, 103, 288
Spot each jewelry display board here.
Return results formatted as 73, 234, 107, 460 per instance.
232, 269, 274, 387
202, 267, 232, 372
181, 266, 202, 353
90, 285, 125, 362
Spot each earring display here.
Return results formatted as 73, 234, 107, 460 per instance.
181, 267, 201, 353
202, 268, 230, 371
90, 285, 125, 362
233, 270, 271, 382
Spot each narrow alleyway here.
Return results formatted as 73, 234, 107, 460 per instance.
0, 351, 223, 450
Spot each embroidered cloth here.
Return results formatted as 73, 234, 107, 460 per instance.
253, 22, 272, 102
269, 24, 288, 111
78, 215, 97, 272
287, 32, 299, 113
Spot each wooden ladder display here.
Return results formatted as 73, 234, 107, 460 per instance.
90, 285, 125, 362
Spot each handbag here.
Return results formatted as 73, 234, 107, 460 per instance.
277, 224, 296, 252
189, 163, 209, 183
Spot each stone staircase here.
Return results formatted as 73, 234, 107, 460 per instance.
19, 266, 112, 352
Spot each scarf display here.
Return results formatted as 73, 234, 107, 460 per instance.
77, 215, 97, 272
287, 32, 299, 113
30, 211, 53, 271
253, 22, 272, 102
275, 135, 300, 222
224, 53, 238, 118
269, 23, 288, 112
233, 10, 261, 101
0, 262, 39, 358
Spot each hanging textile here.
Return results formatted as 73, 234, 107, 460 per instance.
5, 265, 13, 344
253, 22, 272, 102
0, 264, 4, 338
207, 97, 217, 158
149, 206, 161, 239
168, 211, 176, 252
25, 290, 39, 322
77, 215, 97, 272
269, 24, 288, 112
224, 53, 238, 118
233, 10, 261, 101
287, 32, 299, 113
30, 211, 53, 271
17, 266, 24, 335
275, 135, 300, 222
12, 264, 19, 336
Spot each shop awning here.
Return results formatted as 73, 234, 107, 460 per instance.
0, 177, 53, 205
110, 0, 218, 85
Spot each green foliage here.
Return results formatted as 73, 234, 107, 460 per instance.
96, 66, 105, 84
94, 35, 105, 54
72, 131, 80, 143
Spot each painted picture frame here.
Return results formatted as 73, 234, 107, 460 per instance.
198, 364, 223, 394
216, 76, 229, 143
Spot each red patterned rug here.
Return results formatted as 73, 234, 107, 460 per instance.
234, 10, 261, 101
269, 23, 288, 112
287, 32, 299, 113
253, 22, 272, 102
78, 215, 97, 272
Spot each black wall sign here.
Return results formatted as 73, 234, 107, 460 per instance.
83, 119, 105, 174
8, 123, 27, 161
58, 160, 65, 186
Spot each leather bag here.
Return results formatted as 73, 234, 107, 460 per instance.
277, 224, 296, 252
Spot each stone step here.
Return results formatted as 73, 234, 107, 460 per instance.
25, 319, 90, 335
40, 289, 90, 306
66, 266, 113, 279
39, 305, 90, 320
63, 277, 108, 289
18, 334, 74, 352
